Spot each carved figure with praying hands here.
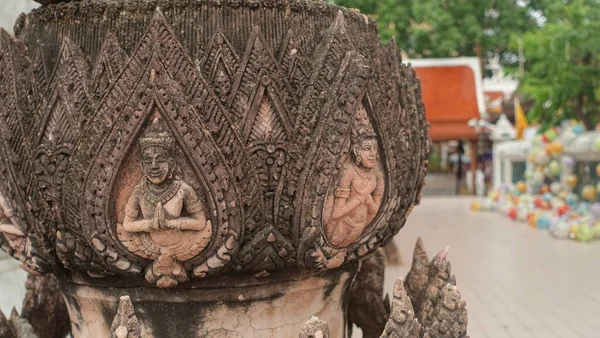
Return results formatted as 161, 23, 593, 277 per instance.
118, 118, 212, 288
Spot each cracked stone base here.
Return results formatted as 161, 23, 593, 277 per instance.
59, 264, 357, 338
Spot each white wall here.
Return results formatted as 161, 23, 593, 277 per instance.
0, 0, 39, 34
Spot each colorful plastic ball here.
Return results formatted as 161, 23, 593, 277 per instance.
562, 156, 575, 170
534, 152, 550, 166
566, 174, 578, 188
575, 225, 595, 242
550, 182, 562, 195
557, 205, 571, 217
527, 213, 539, 227
590, 203, 600, 219
544, 144, 553, 155
594, 136, 600, 151
551, 142, 563, 154
542, 193, 553, 202
533, 171, 545, 185
471, 201, 481, 211
517, 207, 529, 221
544, 129, 557, 142
576, 202, 590, 215
596, 123, 600, 131
541, 134, 549, 143
573, 124, 585, 135
516, 181, 528, 193
566, 193, 579, 206
550, 197, 564, 210
551, 219, 571, 239
539, 185, 550, 194
537, 215, 551, 228
548, 160, 561, 176
596, 164, 600, 177
581, 185, 597, 202
507, 207, 517, 220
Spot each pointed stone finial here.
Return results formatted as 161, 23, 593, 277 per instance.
404, 237, 430, 307
381, 277, 422, 337
109, 296, 141, 338
299, 316, 330, 338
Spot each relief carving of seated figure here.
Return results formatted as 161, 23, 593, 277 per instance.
325, 125, 384, 248
118, 118, 212, 288
0, 194, 29, 262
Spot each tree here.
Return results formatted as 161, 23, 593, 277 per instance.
512, 0, 600, 130
334, 0, 543, 72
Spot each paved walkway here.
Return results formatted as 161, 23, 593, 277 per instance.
0, 254, 27, 315
386, 197, 600, 338
1, 197, 599, 337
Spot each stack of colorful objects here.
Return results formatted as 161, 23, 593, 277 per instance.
471, 121, 600, 242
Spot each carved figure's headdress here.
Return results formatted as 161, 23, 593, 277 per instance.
140, 117, 175, 152
351, 104, 376, 144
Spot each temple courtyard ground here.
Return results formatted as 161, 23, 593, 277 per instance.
1, 197, 598, 337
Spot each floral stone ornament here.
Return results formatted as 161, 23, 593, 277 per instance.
0, 0, 467, 337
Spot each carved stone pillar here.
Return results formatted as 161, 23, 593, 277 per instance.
0, 0, 430, 337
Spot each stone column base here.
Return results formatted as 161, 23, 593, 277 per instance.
60, 263, 357, 338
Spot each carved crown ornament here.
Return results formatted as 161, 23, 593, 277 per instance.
0, 0, 430, 288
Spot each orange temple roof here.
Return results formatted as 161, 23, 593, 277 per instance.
408, 58, 486, 141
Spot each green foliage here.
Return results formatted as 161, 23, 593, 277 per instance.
334, 0, 541, 66
511, 0, 600, 130
334, 0, 600, 130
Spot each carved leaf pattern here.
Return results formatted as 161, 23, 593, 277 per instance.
249, 96, 285, 143
0, 3, 429, 281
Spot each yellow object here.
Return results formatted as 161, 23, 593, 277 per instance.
596, 164, 600, 177
515, 98, 529, 140
582, 185, 597, 201
566, 175, 578, 188
552, 142, 563, 154
471, 201, 481, 211
516, 181, 527, 193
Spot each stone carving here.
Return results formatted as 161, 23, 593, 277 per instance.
324, 105, 384, 248
299, 316, 331, 338
348, 248, 390, 338
0, 0, 430, 283
118, 118, 212, 287
303, 240, 469, 338
380, 277, 423, 338
0, 0, 435, 336
109, 296, 141, 338
0, 194, 28, 261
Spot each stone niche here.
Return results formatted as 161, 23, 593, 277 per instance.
0, 0, 437, 337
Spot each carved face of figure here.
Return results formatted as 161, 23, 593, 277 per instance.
141, 146, 173, 185
354, 138, 378, 169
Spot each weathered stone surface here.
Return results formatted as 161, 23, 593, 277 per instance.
348, 248, 389, 338
0, 0, 429, 285
305, 240, 469, 338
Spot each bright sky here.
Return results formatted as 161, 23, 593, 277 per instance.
0, 0, 39, 34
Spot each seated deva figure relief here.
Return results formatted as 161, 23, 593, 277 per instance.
117, 117, 212, 287
323, 105, 384, 261
0, 194, 29, 263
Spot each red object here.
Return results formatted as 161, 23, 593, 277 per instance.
557, 205, 570, 216
507, 207, 517, 220
412, 63, 482, 141
596, 123, 600, 131
541, 134, 549, 143
534, 197, 545, 209
539, 185, 550, 194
